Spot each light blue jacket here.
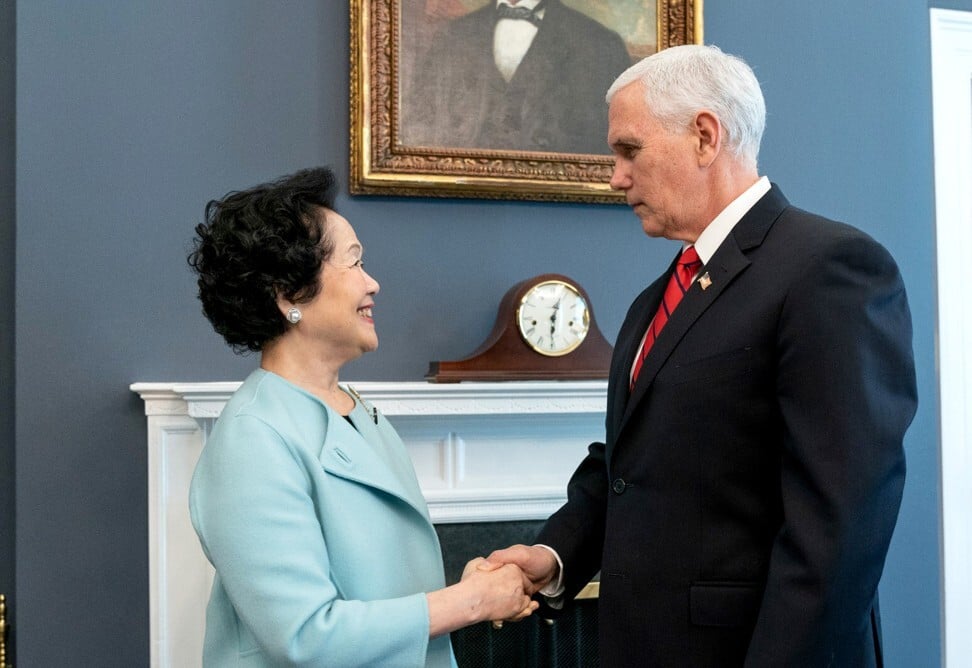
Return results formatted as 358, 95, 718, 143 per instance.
189, 369, 456, 667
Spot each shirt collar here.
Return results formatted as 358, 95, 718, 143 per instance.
496, 0, 543, 9
689, 176, 771, 264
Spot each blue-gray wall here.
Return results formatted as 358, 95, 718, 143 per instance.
7, 1, 962, 664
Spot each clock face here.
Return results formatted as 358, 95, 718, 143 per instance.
516, 280, 591, 356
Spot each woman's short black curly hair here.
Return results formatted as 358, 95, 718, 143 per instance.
187, 167, 339, 353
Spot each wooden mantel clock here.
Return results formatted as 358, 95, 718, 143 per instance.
427, 274, 614, 382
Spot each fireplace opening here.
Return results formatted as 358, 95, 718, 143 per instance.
437, 521, 599, 668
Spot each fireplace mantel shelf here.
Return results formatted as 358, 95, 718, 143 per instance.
132, 379, 609, 419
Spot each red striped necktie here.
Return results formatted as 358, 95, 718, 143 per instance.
630, 246, 702, 387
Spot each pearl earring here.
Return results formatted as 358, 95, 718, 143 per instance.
286, 307, 302, 324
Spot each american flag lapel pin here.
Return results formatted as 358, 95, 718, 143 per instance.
699, 272, 712, 290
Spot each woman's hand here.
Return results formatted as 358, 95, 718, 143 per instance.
427, 558, 538, 637
460, 557, 538, 621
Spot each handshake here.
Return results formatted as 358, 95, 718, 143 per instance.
427, 544, 560, 636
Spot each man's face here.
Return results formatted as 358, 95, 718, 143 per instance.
607, 82, 701, 242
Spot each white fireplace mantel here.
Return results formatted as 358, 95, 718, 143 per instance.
131, 379, 607, 668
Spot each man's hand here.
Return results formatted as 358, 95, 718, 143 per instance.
480, 544, 559, 595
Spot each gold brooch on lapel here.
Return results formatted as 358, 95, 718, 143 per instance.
699, 272, 712, 290
346, 385, 378, 424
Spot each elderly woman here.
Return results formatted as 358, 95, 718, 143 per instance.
187, 167, 535, 667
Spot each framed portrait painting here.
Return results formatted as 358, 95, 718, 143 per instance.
350, 0, 702, 203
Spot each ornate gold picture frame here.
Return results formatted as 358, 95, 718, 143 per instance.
350, 0, 702, 203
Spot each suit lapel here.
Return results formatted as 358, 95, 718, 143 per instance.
620, 239, 750, 427
606, 256, 675, 439
613, 185, 790, 442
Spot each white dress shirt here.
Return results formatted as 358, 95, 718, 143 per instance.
493, 0, 546, 82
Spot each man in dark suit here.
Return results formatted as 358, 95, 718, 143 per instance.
485, 44, 917, 666
405, 0, 631, 154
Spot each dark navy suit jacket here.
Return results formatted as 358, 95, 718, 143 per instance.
537, 185, 917, 667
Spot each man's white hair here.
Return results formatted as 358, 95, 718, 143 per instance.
607, 44, 766, 168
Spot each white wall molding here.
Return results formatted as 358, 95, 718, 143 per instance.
930, 9, 972, 667
131, 380, 607, 668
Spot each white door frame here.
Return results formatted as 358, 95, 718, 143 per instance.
930, 8, 972, 667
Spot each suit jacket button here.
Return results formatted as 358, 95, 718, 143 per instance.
612, 478, 626, 495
